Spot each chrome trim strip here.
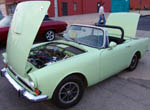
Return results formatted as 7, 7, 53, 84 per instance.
8, 66, 33, 90
1, 68, 48, 102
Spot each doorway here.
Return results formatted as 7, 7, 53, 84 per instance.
62, 2, 68, 16
97, 2, 100, 12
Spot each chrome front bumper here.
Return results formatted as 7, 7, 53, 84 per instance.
0, 68, 48, 102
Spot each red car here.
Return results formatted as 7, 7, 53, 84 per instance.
0, 16, 67, 46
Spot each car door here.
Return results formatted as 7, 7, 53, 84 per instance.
99, 43, 131, 80
98, 13, 140, 80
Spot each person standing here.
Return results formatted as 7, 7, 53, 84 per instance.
98, 2, 106, 25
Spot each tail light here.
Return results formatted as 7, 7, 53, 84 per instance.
34, 88, 41, 95
5, 64, 8, 68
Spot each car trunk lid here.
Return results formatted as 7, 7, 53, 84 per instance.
6, 1, 50, 77
106, 13, 140, 39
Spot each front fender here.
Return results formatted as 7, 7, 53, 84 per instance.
29, 51, 100, 99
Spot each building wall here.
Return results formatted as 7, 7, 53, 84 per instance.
57, 0, 110, 16
130, 0, 150, 10
48, 0, 55, 17
5, 0, 111, 17
5, 0, 55, 16
111, 0, 130, 12
4, 0, 150, 17
0, 0, 5, 4
58, 0, 83, 16
103, 0, 111, 12
82, 0, 111, 14
82, 0, 98, 14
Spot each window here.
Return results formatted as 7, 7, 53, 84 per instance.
73, 3, 77, 12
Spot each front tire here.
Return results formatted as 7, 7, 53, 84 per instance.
128, 53, 139, 71
52, 75, 84, 108
45, 30, 55, 41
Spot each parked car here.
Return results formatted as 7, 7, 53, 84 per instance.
0, 14, 67, 46
0, 10, 3, 20
1, 1, 149, 109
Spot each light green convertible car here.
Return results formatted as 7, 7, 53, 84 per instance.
1, 1, 149, 108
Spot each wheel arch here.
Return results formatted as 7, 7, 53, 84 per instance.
134, 50, 141, 59
136, 51, 141, 59
50, 72, 88, 99
65, 73, 88, 88
59, 72, 88, 88
45, 29, 56, 34
128, 50, 141, 71
129, 50, 141, 64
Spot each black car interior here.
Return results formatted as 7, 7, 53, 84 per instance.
96, 24, 125, 45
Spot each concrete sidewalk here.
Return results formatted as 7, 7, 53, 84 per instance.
56, 13, 102, 26
57, 13, 109, 26
55, 10, 150, 26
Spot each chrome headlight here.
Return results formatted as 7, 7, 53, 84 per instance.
28, 75, 35, 88
28, 75, 41, 95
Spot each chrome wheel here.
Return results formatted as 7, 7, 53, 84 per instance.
45, 30, 55, 41
52, 75, 84, 108
58, 82, 79, 104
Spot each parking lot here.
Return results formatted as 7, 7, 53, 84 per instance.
0, 12, 150, 110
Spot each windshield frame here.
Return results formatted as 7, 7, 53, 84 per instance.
64, 24, 106, 49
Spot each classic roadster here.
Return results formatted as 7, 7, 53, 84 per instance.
0, 1, 149, 109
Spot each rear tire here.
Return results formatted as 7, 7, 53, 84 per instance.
52, 75, 84, 108
128, 53, 139, 71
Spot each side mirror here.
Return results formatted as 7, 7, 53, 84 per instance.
109, 41, 117, 49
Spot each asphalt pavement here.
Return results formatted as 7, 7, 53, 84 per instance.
0, 11, 150, 110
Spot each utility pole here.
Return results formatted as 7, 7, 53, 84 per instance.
139, 0, 142, 14
54, 0, 58, 19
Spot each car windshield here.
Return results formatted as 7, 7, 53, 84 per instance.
0, 16, 12, 27
64, 25, 104, 48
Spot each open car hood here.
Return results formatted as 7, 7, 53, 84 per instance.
106, 13, 140, 39
6, 1, 50, 77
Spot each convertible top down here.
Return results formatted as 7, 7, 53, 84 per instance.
1, 1, 150, 108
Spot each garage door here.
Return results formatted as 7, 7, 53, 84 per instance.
111, 0, 129, 12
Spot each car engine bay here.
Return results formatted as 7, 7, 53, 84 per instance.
28, 43, 85, 69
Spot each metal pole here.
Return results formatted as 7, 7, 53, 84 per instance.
54, 0, 58, 19
139, 0, 142, 14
